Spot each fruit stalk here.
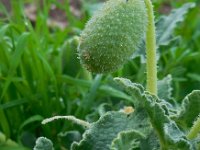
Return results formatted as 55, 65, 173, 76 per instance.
144, 0, 166, 149
144, 0, 157, 95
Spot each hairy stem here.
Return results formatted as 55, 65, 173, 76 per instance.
144, 0, 157, 95
187, 115, 200, 140
144, 0, 165, 149
42, 115, 90, 128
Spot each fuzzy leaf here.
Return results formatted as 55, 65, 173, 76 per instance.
71, 110, 151, 150
114, 77, 145, 108
58, 131, 82, 149
157, 75, 173, 101
114, 77, 193, 149
111, 130, 145, 150
143, 94, 191, 149
177, 90, 200, 128
157, 2, 196, 46
193, 135, 200, 149
34, 137, 54, 150
157, 75, 179, 117
140, 131, 160, 150
72, 78, 197, 150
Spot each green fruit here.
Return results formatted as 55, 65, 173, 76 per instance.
78, 0, 147, 73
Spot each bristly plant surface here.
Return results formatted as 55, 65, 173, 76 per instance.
33, 0, 200, 150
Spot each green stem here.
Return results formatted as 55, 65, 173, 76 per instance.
187, 115, 200, 140
144, 0, 157, 95
144, 0, 167, 149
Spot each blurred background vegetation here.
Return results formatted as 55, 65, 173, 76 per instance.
0, 0, 200, 149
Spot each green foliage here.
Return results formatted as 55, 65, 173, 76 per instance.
157, 75, 173, 101
78, 0, 147, 73
36, 77, 200, 149
187, 115, 200, 140
0, 0, 200, 149
156, 2, 196, 46
71, 110, 150, 150
114, 78, 194, 149
0, 132, 29, 150
111, 130, 145, 150
133, 2, 196, 63
33, 137, 54, 150
176, 91, 200, 128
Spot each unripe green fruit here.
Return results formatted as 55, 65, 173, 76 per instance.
78, 0, 147, 73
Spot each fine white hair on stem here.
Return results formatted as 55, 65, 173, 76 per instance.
42, 115, 90, 128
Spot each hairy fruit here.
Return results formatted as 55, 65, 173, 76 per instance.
78, 0, 147, 73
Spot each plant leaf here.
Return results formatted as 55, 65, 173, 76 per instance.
156, 2, 196, 46
19, 115, 44, 132
114, 77, 145, 108
158, 75, 173, 101
111, 130, 145, 150
71, 110, 151, 150
114, 77, 193, 149
58, 131, 82, 149
0, 32, 31, 100
140, 131, 160, 150
132, 2, 195, 62
157, 75, 179, 118
177, 90, 200, 128
71, 77, 196, 149
33, 137, 54, 150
